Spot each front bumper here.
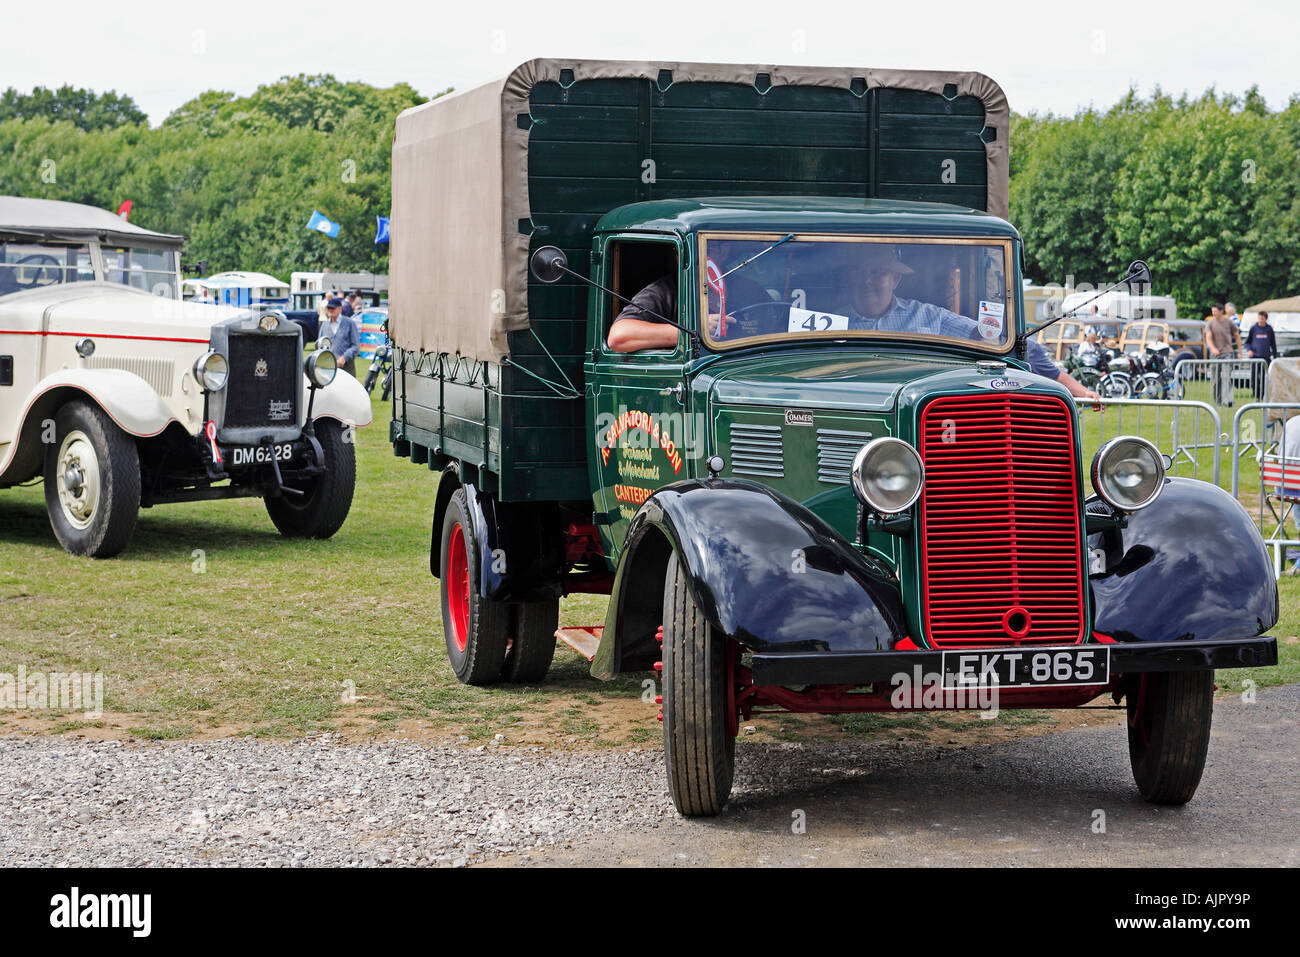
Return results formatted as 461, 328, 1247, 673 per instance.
749, 637, 1278, 687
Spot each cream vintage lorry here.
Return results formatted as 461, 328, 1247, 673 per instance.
0, 196, 373, 557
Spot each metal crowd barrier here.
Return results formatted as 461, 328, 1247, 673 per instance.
1229, 403, 1300, 578
1074, 396, 1223, 486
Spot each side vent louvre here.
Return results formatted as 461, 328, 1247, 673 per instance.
729, 422, 784, 478
816, 429, 872, 485
85, 356, 175, 396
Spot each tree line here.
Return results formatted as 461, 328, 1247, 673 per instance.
3, 79, 1298, 316
1012, 86, 1300, 315
0, 77, 439, 278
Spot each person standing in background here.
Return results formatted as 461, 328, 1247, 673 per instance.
318, 297, 361, 378
1203, 303, 1241, 405
1244, 311, 1278, 400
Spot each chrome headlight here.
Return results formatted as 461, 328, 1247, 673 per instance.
851, 437, 924, 514
1091, 436, 1165, 512
193, 351, 228, 392
306, 349, 337, 388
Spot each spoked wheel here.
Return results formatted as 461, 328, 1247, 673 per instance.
1126, 671, 1214, 805
661, 555, 738, 817
439, 489, 510, 684
1100, 372, 1132, 398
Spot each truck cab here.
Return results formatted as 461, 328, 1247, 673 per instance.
586, 197, 1027, 564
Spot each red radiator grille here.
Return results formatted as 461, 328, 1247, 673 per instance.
918, 394, 1085, 648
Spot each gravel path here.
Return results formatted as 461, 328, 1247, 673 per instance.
0, 738, 681, 867
1, 684, 1294, 867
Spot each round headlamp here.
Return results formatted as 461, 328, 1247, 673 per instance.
306, 349, 337, 388
1091, 436, 1165, 512
193, 351, 228, 392
851, 437, 924, 514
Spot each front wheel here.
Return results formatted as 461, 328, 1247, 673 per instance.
662, 556, 737, 817
1099, 372, 1132, 398
43, 400, 140, 558
265, 419, 356, 539
1127, 671, 1214, 805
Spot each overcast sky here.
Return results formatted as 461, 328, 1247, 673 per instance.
4, 0, 1296, 124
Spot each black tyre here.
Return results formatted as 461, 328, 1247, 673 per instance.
380, 371, 392, 402
500, 599, 559, 683
265, 419, 356, 539
363, 362, 380, 394
1126, 671, 1214, 805
439, 488, 510, 685
662, 556, 736, 817
43, 400, 140, 558
1100, 372, 1132, 398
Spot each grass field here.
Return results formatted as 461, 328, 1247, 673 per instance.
0, 362, 1295, 746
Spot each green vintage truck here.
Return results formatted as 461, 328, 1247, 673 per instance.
388, 59, 1278, 816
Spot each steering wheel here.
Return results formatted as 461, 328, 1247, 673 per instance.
714, 299, 791, 338
11, 253, 62, 290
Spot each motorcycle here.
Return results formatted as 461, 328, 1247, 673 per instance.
363, 323, 393, 400
1135, 341, 1179, 399
1096, 347, 1138, 398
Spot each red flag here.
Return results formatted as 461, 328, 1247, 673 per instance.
116, 200, 132, 221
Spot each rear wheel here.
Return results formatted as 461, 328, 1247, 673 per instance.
500, 599, 559, 683
43, 401, 140, 558
662, 556, 736, 817
1126, 671, 1214, 805
265, 420, 356, 539
439, 489, 510, 685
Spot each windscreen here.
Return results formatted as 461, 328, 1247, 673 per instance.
699, 234, 1014, 352
102, 246, 179, 297
0, 241, 92, 295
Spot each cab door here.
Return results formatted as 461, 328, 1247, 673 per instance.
586, 233, 694, 560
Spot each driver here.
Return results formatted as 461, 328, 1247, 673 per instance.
828, 244, 1100, 401
606, 242, 773, 353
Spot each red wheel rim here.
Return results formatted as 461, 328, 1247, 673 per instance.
447, 522, 470, 653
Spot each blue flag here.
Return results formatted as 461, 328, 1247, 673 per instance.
374, 215, 390, 245
306, 210, 340, 238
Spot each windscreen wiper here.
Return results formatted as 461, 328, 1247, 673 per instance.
715, 233, 796, 282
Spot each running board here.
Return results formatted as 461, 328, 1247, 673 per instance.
556, 626, 602, 662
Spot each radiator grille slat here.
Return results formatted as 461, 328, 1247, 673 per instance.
816, 428, 871, 485
728, 423, 783, 478
918, 394, 1084, 648
85, 356, 175, 396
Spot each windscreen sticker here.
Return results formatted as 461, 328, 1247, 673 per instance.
788, 307, 850, 333
977, 301, 1005, 340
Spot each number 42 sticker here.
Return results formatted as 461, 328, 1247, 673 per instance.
788, 307, 850, 333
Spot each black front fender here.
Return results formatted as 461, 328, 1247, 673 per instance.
1089, 477, 1278, 642
592, 479, 906, 679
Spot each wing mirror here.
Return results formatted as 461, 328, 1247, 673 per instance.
530, 246, 569, 284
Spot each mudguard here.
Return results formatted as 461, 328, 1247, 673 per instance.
0, 369, 179, 485
1088, 477, 1278, 642
592, 478, 907, 679
429, 479, 564, 603
309, 370, 373, 427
